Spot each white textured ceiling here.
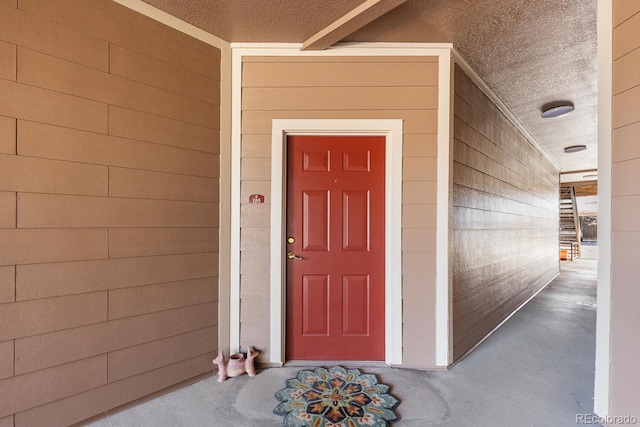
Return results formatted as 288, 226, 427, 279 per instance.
141, 0, 598, 172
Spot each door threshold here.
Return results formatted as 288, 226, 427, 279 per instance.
284, 360, 387, 368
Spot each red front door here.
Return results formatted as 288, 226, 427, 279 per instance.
286, 135, 385, 360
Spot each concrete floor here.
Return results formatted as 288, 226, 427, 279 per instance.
85, 259, 598, 426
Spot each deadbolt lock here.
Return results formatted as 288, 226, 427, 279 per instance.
287, 237, 296, 244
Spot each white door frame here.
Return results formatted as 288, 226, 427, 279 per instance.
270, 119, 403, 365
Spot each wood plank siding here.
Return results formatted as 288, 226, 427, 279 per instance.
609, 0, 640, 415
240, 56, 439, 366
451, 65, 559, 361
0, 0, 220, 424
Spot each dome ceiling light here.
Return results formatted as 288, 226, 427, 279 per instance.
541, 101, 575, 119
564, 145, 587, 153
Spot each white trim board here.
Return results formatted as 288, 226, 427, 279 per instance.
230, 43, 454, 368
436, 49, 454, 367
113, 0, 226, 49
231, 41, 453, 54
217, 43, 232, 356
270, 119, 404, 366
594, 0, 612, 417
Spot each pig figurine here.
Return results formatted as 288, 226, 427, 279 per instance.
212, 346, 259, 382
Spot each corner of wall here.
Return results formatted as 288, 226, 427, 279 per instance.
594, 0, 612, 417
436, 48, 454, 367
218, 41, 233, 357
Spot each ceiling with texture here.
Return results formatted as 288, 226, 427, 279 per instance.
142, 0, 598, 173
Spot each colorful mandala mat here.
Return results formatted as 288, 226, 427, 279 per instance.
274, 366, 399, 426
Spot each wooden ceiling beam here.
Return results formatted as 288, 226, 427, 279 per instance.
302, 0, 407, 51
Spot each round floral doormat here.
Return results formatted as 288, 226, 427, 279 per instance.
274, 366, 399, 426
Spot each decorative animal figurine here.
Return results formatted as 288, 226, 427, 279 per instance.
212, 346, 259, 382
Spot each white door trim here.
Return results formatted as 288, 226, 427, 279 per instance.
270, 119, 403, 365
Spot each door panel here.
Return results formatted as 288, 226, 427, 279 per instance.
286, 135, 385, 360
342, 275, 370, 335
343, 190, 370, 251
302, 275, 329, 336
302, 190, 330, 251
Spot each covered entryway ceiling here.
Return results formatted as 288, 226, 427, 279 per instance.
141, 0, 597, 173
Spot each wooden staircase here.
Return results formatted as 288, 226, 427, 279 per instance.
560, 186, 581, 260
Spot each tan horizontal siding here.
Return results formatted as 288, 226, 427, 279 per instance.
0, 117, 16, 154
451, 65, 558, 361
108, 279, 218, 319
613, 44, 640, 95
18, 121, 218, 177
0, 266, 14, 304
0, 40, 16, 80
107, 327, 218, 382
612, 157, 640, 197
611, 231, 640, 269
110, 44, 220, 104
242, 109, 438, 134
1, 0, 221, 422
0, 154, 108, 196
0, 355, 107, 418
243, 86, 437, 111
109, 228, 219, 258
612, 10, 640, 59
16, 253, 218, 300
0, 192, 16, 228
614, 0, 640, 25
0, 4, 108, 70
18, 193, 218, 228
18, 0, 218, 78
0, 340, 13, 380
240, 56, 440, 367
612, 121, 640, 162
14, 303, 216, 375
0, 228, 108, 265
109, 106, 220, 152
612, 84, 640, 128
243, 61, 438, 87
17, 47, 217, 128
241, 134, 271, 157
0, 79, 108, 133
402, 181, 437, 204
108, 167, 219, 202
612, 195, 640, 231
14, 354, 213, 427
0, 292, 107, 341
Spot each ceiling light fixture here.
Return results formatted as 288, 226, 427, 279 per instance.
541, 101, 575, 119
583, 174, 598, 179
564, 145, 587, 153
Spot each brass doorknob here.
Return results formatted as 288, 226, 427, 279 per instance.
287, 252, 303, 260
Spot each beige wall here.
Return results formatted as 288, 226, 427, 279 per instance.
240, 56, 439, 367
451, 66, 559, 361
609, 1, 640, 417
0, 1, 220, 425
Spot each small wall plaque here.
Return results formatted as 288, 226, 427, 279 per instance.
249, 194, 264, 204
